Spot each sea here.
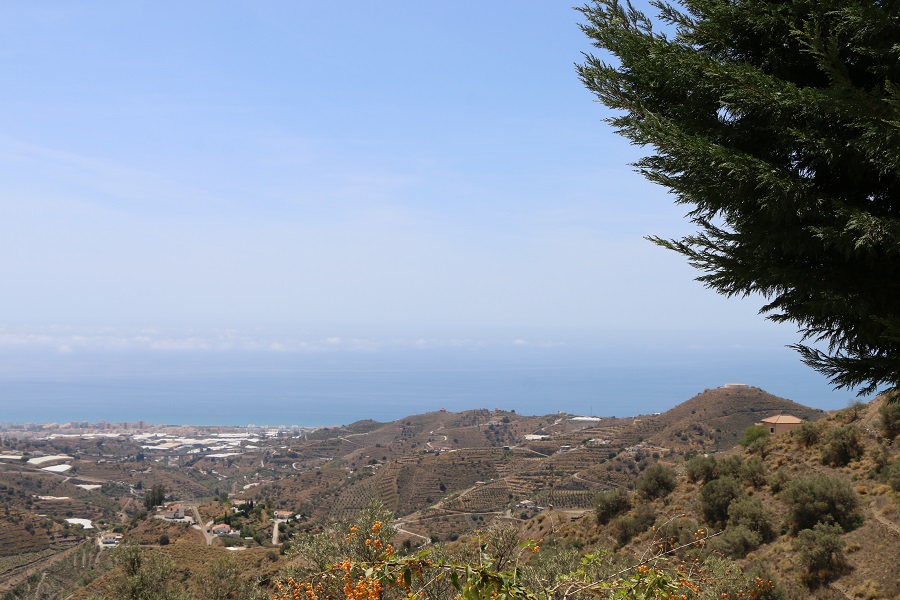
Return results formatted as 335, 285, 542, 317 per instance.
0, 340, 862, 427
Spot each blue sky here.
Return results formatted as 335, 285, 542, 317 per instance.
0, 1, 849, 410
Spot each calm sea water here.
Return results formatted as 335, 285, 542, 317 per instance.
0, 345, 858, 426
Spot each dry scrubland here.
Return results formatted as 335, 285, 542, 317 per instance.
1, 387, 898, 599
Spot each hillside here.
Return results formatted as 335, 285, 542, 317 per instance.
550, 395, 900, 599
3, 387, 900, 600
641, 385, 826, 451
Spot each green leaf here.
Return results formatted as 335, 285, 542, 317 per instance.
451, 571, 461, 590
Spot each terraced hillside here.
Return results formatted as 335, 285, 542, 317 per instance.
642, 385, 826, 451
12, 388, 899, 600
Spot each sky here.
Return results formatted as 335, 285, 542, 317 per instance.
0, 2, 862, 414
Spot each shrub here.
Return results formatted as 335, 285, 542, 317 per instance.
685, 455, 717, 484
727, 496, 776, 543
635, 464, 676, 499
870, 442, 891, 476
608, 507, 656, 547
883, 461, 900, 492
842, 400, 866, 423
793, 522, 846, 584
767, 468, 789, 494
701, 557, 782, 600
791, 422, 821, 447
594, 488, 630, 525
745, 436, 770, 456
716, 455, 745, 479
709, 525, 761, 558
781, 475, 860, 533
821, 425, 864, 467
741, 456, 767, 488
739, 426, 770, 448
652, 517, 702, 554
701, 476, 744, 525
158, 534, 169, 546
879, 400, 900, 439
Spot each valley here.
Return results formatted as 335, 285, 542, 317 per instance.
1, 385, 897, 599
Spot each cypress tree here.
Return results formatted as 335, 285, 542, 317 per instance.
577, 0, 900, 395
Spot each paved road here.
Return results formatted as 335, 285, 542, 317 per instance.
188, 504, 215, 546
272, 519, 284, 545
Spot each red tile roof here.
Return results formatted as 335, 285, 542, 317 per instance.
760, 415, 803, 424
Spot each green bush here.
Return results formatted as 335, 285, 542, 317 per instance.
652, 517, 702, 555
727, 497, 776, 543
781, 475, 860, 533
741, 456, 767, 488
143, 483, 166, 510
870, 442, 891, 476
708, 525, 761, 559
692, 557, 782, 600
716, 455, 745, 479
793, 523, 846, 585
883, 461, 900, 492
685, 455, 717, 484
635, 464, 676, 499
767, 468, 790, 494
821, 425, 864, 466
701, 476, 744, 525
739, 426, 770, 448
791, 422, 821, 448
879, 400, 900, 439
608, 508, 656, 548
594, 488, 630, 525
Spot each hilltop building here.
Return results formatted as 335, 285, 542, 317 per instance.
757, 414, 804, 435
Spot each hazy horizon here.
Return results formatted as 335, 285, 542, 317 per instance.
0, 329, 858, 426
0, 3, 867, 421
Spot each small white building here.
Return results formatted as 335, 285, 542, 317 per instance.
98, 532, 121, 547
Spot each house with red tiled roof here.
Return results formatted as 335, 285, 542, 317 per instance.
211, 523, 239, 536
756, 414, 804, 435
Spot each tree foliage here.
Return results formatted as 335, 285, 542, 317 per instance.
105, 544, 188, 600
791, 422, 821, 448
726, 497, 775, 543
820, 425, 864, 466
594, 487, 632, 525
700, 476, 744, 525
780, 474, 860, 533
286, 499, 396, 581
142, 484, 166, 511
609, 507, 657, 548
195, 555, 262, 600
578, 0, 900, 396
634, 464, 677, 499
879, 397, 900, 438
738, 427, 769, 449
277, 509, 776, 600
685, 455, 718, 485
792, 522, 846, 585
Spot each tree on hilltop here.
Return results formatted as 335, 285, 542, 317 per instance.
578, 0, 900, 397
